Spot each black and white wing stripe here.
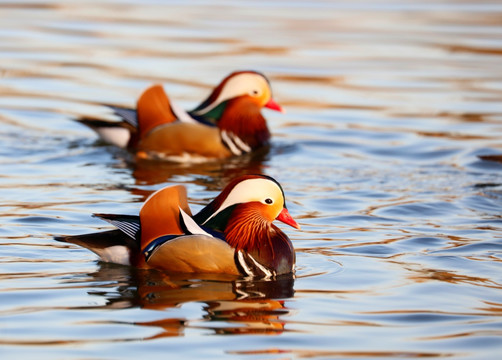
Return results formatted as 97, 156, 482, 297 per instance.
109, 106, 138, 128
221, 130, 252, 156
235, 250, 275, 279
93, 213, 141, 240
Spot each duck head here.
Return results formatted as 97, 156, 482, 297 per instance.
193, 174, 299, 251
190, 71, 284, 123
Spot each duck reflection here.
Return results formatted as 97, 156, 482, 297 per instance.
86, 263, 294, 336
131, 146, 270, 188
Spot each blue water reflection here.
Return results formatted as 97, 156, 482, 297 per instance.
1, 1, 502, 359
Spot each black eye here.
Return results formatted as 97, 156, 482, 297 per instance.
251, 89, 259, 96
265, 198, 273, 204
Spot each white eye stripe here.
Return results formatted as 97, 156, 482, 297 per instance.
193, 73, 269, 115
202, 178, 283, 225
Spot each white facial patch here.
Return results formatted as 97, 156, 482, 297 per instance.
203, 178, 283, 224
193, 73, 269, 115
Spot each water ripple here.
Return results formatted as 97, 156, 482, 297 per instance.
1, 1, 502, 359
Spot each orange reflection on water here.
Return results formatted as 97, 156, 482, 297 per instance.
85, 264, 294, 337
229, 348, 454, 358
131, 148, 268, 187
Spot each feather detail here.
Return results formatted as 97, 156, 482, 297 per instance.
194, 175, 274, 226
137, 122, 231, 159
223, 203, 270, 252
217, 97, 270, 150
145, 235, 240, 274
179, 207, 214, 237
139, 185, 192, 251
223, 203, 295, 276
55, 229, 140, 266
246, 223, 295, 276
170, 100, 198, 124
136, 84, 177, 140
75, 117, 134, 148
193, 188, 295, 277
56, 174, 295, 276
191, 70, 257, 115
235, 250, 275, 279
93, 213, 141, 240
108, 106, 138, 128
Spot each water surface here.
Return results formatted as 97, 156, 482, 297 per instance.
1, 1, 502, 359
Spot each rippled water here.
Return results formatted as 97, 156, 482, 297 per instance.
1, 1, 502, 359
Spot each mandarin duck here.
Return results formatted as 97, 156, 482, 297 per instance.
79, 71, 284, 161
56, 175, 299, 278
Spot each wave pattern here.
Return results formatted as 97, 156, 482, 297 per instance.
1, 1, 502, 359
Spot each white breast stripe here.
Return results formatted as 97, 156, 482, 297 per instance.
247, 253, 274, 279
221, 130, 242, 156
230, 133, 251, 153
237, 251, 254, 277
179, 207, 214, 237
170, 101, 198, 124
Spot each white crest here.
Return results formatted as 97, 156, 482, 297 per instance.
193, 73, 269, 115
203, 178, 283, 224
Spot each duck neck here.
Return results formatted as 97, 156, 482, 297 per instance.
223, 204, 272, 252
217, 98, 271, 149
